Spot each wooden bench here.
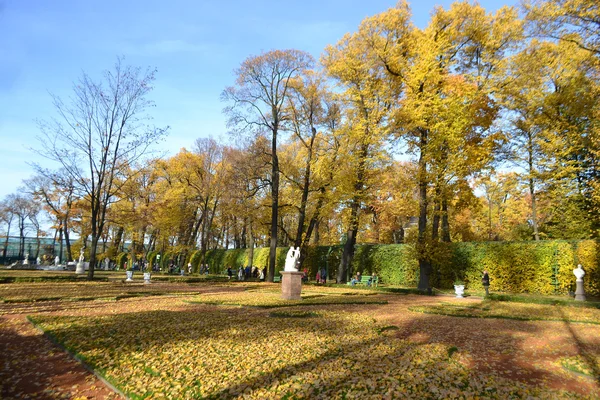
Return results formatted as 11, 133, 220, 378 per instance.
273, 275, 281, 283
347, 275, 379, 287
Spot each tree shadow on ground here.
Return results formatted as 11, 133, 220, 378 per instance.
560, 307, 600, 386
359, 295, 599, 395
24, 298, 585, 399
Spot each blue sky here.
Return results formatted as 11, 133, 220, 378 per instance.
0, 0, 517, 201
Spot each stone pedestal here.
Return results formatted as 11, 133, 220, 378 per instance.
575, 280, 586, 301
281, 271, 303, 300
75, 262, 85, 274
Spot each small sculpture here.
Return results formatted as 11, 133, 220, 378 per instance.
55, 256, 60, 266
76, 248, 86, 274
573, 264, 585, 281
36, 256, 41, 265
23, 253, 29, 265
104, 257, 110, 270
284, 247, 301, 271
574, 264, 586, 301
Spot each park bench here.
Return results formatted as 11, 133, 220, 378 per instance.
273, 275, 281, 283
347, 275, 379, 287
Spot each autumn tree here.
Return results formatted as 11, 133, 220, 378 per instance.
366, 161, 419, 244
356, 1, 522, 290
35, 58, 168, 278
222, 50, 313, 281
0, 198, 15, 259
3, 193, 39, 259
322, 23, 394, 282
24, 170, 76, 262
524, 0, 600, 56
278, 70, 343, 267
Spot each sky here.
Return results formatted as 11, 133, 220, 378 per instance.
0, 0, 518, 201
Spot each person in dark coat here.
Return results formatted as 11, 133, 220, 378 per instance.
482, 270, 490, 296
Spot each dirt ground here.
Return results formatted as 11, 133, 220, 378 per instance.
1, 289, 598, 399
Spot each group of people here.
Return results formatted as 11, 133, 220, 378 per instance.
350, 272, 378, 286
227, 265, 266, 281
315, 267, 328, 284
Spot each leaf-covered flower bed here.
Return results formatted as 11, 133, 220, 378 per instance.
29, 301, 567, 399
409, 300, 600, 324
187, 290, 388, 308
558, 356, 599, 377
0, 282, 225, 304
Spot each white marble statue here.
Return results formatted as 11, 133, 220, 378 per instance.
55, 256, 60, 266
36, 256, 41, 265
76, 248, 86, 274
284, 247, 301, 271
574, 264, 585, 282
23, 253, 29, 265
104, 257, 110, 270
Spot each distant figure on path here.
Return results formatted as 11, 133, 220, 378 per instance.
482, 270, 490, 296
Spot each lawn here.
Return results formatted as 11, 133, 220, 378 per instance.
1, 273, 599, 399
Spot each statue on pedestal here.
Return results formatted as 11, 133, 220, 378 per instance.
573, 264, 586, 301
76, 248, 86, 274
55, 256, 60, 266
23, 253, 29, 265
284, 247, 300, 271
573, 264, 585, 281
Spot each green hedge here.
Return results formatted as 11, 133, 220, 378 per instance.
116, 252, 128, 270
203, 240, 599, 296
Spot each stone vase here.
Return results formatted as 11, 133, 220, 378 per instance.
143, 272, 151, 284
126, 270, 134, 282
454, 285, 465, 298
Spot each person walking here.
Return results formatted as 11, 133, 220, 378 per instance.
482, 270, 490, 296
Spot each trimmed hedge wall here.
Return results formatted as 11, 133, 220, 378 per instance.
204, 240, 599, 296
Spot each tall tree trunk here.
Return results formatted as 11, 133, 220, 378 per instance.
35, 229, 41, 259
487, 195, 493, 240
294, 128, 316, 249
248, 222, 255, 267
441, 197, 451, 242
112, 227, 124, 258
338, 201, 359, 283
529, 178, 539, 241
64, 227, 72, 263
432, 195, 441, 241
3, 219, 11, 258
268, 134, 280, 282
338, 144, 368, 283
18, 217, 25, 259
312, 219, 320, 245
417, 129, 431, 292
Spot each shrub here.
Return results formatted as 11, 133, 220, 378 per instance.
116, 252, 128, 270
167, 240, 600, 295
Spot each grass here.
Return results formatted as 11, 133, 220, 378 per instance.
409, 299, 600, 324
486, 293, 600, 309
